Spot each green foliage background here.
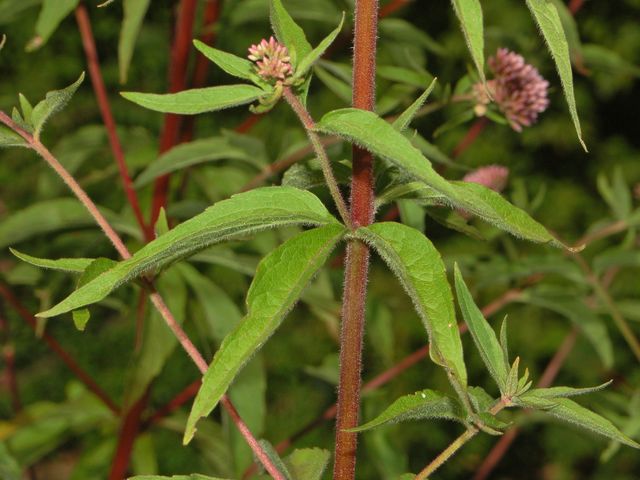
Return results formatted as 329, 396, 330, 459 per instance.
1, 0, 640, 478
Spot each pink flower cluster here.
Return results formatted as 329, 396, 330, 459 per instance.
475, 48, 550, 132
462, 165, 510, 193
248, 36, 292, 81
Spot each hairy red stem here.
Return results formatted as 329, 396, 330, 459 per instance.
0, 282, 119, 414
151, 0, 199, 224
333, 1, 379, 478
74, 5, 152, 241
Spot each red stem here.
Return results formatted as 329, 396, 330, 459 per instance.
379, 0, 412, 18
108, 391, 150, 480
333, 1, 379, 478
0, 282, 120, 414
568, 0, 585, 15
451, 117, 488, 159
145, 379, 201, 426
74, 5, 152, 241
151, 0, 199, 224
0, 310, 21, 413
472, 327, 579, 480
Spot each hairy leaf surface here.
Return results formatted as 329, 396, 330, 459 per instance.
119, 0, 151, 83
184, 224, 345, 443
450, 0, 485, 82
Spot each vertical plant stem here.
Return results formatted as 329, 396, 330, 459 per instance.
108, 391, 150, 480
74, 4, 152, 241
282, 87, 352, 227
151, 0, 198, 223
333, 2, 379, 479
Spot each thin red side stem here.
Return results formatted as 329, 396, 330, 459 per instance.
472, 327, 579, 480
145, 379, 201, 426
180, 0, 222, 143
74, 5, 152, 241
108, 391, 150, 480
568, 0, 585, 14
333, 1, 379, 478
379, 0, 412, 18
0, 282, 120, 414
151, 0, 199, 224
451, 117, 488, 159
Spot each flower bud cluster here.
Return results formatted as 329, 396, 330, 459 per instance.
248, 36, 293, 81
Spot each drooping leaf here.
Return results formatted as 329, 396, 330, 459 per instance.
392, 78, 437, 132
357, 222, 467, 387
10, 248, 93, 273
454, 264, 509, 392
515, 394, 640, 448
135, 137, 261, 187
121, 85, 268, 115
184, 224, 345, 443
269, 0, 312, 68
526, 381, 613, 400
31, 72, 85, 137
293, 13, 345, 80
350, 389, 464, 432
38, 187, 341, 318
525, 0, 587, 151
284, 448, 331, 480
119, 0, 151, 83
315, 108, 565, 248
450, 0, 485, 82
30, 0, 80, 50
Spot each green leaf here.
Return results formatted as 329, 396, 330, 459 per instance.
0, 442, 21, 480
119, 0, 151, 83
30, 0, 80, 49
516, 395, 640, 448
135, 137, 260, 187
284, 448, 331, 480
454, 264, 509, 392
18, 94, 33, 126
525, 381, 613, 399
256, 440, 293, 480
270, 0, 312, 68
349, 389, 464, 432
357, 223, 467, 387
0, 125, 27, 148
392, 78, 437, 132
293, 13, 345, 80
10, 248, 93, 273
38, 187, 340, 318
315, 108, 565, 248
31, 72, 85, 138
121, 85, 268, 115
0, 198, 95, 249
72, 309, 90, 331
525, 0, 586, 151
450, 0, 485, 82
184, 224, 344, 443
193, 40, 264, 85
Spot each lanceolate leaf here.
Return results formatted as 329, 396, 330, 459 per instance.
516, 394, 640, 448
357, 223, 467, 387
184, 224, 345, 443
450, 0, 485, 82
526, 381, 613, 399
38, 187, 341, 318
32, 72, 85, 137
270, 0, 312, 68
121, 85, 268, 115
525, 0, 587, 151
10, 248, 93, 273
349, 389, 464, 432
193, 40, 264, 85
118, 0, 151, 83
0, 125, 27, 148
293, 13, 345, 80
134, 137, 260, 187
454, 264, 509, 392
315, 108, 565, 248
